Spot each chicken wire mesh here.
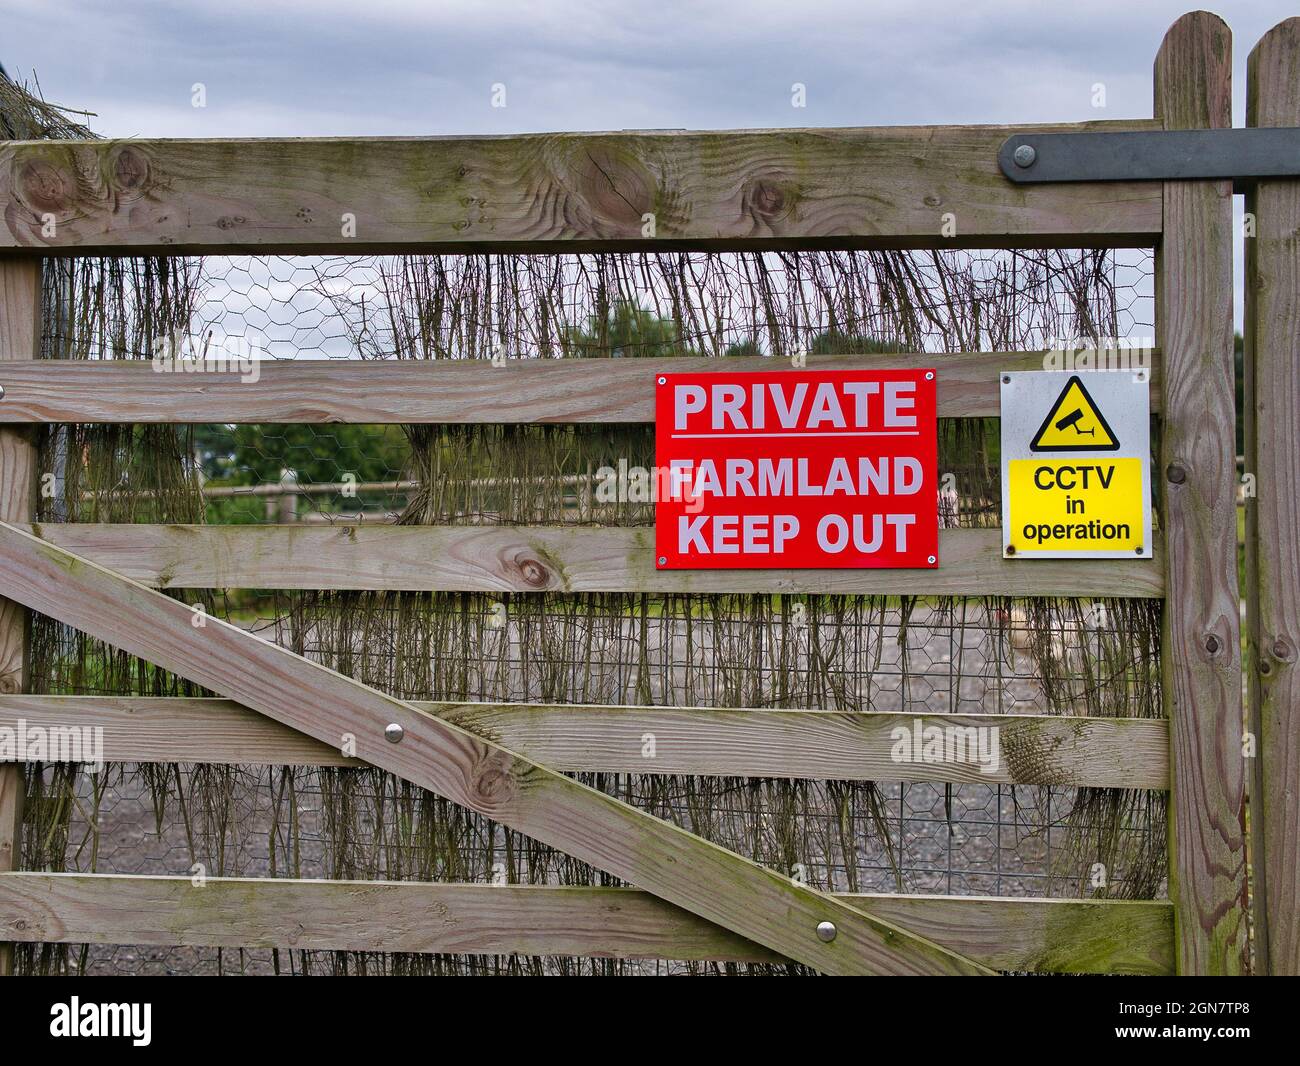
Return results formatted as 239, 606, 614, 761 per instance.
17, 246, 1162, 976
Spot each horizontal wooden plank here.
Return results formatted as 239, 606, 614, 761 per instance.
24, 524, 1166, 597
0, 122, 1163, 256
0, 351, 1160, 424
0, 872, 1174, 974
0, 695, 1170, 789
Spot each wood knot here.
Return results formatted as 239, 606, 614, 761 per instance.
510, 552, 553, 589
1272, 637, 1293, 662
571, 144, 655, 232
110, 146, 151, 194
741, 172, 797, 226
0, 672, 21, 696
18, 158, 72, 214
469, 748, 520, 812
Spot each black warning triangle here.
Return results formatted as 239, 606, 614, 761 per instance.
1029, 375, 1120, 452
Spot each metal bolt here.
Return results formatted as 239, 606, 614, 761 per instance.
1166, 464, 1187, 485
1005, 544, 1017, 556
1002, 374, 1012, 384
1012, 144, 1037, 169
384, 723, 405, 744
1135, 545, 1144, 555
816, 921, 837, 943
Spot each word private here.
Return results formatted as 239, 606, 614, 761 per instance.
655, 369, 939, 569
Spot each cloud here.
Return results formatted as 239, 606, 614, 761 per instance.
3, 0, 1288, 138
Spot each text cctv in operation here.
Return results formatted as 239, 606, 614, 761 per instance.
671, 378, 923, 556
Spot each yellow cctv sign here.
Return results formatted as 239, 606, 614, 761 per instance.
1000, 372, 1152, 560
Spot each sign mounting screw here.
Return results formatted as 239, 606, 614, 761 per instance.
816, 921, 837, 942
657, 376, 667, 385
1012, 144, 1037, 168
384, 723, 405, 744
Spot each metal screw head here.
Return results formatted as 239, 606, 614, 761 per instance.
384, 723, 405, 744
657, 376, 667, 385
1012, 144, 1037, 168
924, 371, 934, 381
0, 383, 5, 399
927, 555, 937, 565
1001, 374, 1012, 385
657, 556, 667, 566
816, 921, 837, 943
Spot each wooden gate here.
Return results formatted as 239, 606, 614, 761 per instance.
0, 11, 1291, 975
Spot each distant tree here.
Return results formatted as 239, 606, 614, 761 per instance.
561, 301, 697, 358
194, 422, 410, 523
723, 338, 762, 358
807, 330, 907, 355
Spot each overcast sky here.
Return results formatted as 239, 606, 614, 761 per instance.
0, 1, 1289, 137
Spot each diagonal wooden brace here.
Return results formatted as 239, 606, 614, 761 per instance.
0, 521, 993, 975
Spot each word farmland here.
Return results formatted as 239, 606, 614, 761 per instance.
655, 370, 939, 569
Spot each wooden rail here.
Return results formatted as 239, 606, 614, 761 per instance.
0, 520, 993, 975
0, 872, 1175, 975
24, 524, 1166, 597
1245, 16, 1300, 976
0, 121, 1162, 256
1154, 12, 1248, 976
0, 261, 38, 976
0, 696, 1171, 789
0, 351, 1163, 423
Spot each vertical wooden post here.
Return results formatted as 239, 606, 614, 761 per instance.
1245, 16, 1300, 976
1153, 12, 1248, 975
0, 259, 40, 975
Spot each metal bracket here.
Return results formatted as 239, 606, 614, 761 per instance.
999, 128, 1300, 191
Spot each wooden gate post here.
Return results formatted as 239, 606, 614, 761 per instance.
1245, 16, 1300, 977
1154, 12, 1248, 975
0, 260, 40, 975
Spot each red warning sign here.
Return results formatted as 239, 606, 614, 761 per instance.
654, 369, 939, 569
